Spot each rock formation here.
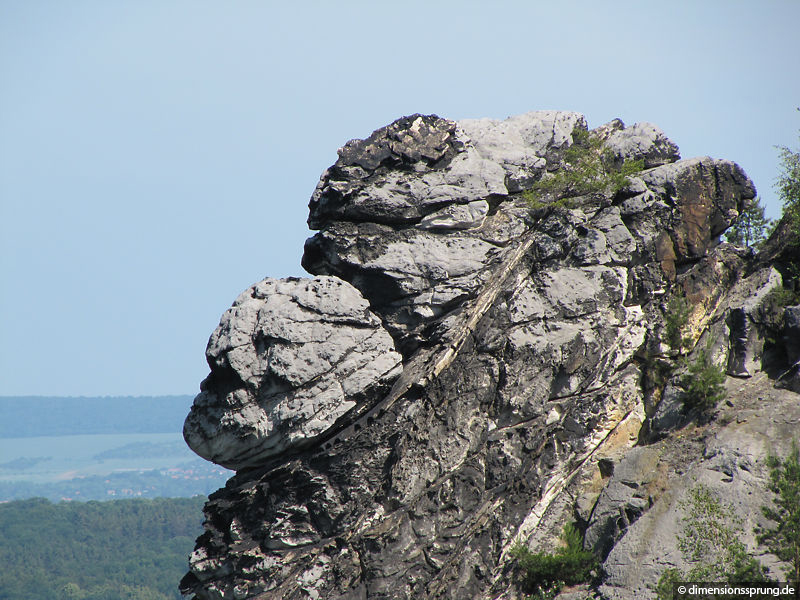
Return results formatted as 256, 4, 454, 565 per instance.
181, 111, 800, 600
184, 276, 402, 470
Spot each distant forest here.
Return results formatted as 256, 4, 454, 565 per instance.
0, 496, 205, 600
0, 396, 194, 437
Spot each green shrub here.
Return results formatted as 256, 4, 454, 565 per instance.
776, 137, 800, 236
608, 156, 646, 193
664, 293, 691, 353
655, 485, 770, 599
679, 485, 768, 582
510, 522, 598, 598
524, 128, 644, 208
680, 346, 726, 415
527, 195, 575, 212
655, 567, 681, 600
757, 440, 800, 583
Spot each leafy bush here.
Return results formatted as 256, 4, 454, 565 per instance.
678, 485, 768, 582
510, 522, 598, 598
525, 128, 644, 208
656, 485, 770, 599
680, 346, 727, 415
758, 440, 800, 583
777, 136, 800, 235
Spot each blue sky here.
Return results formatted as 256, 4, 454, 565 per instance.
1, 1, 799, 396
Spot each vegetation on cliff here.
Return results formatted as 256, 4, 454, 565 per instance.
655, 441, 800, 598
656, 484, 770, 600
680, 346, 727, 416
510, 522, 599, 598
524, 127, 644, 209
777, 134, 800, 235
664, 292, 691, 354
758, 440, 800, 583
726, 196, 772, 249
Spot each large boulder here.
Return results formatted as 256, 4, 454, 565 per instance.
303, 111, 591, 352
183, 276, 402, 470
599, 120, 681, 168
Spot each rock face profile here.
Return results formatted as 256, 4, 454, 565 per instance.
181, 111, 800, 600
184, 276, 402, 470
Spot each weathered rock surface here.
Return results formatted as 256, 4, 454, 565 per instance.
181, 110, 799, 600
600, 120, 681, 168
183, 276, 402, 470
601, 375, 800, 599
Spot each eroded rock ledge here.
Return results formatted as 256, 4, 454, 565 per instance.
184, 276, 401, 470
181, 110, 798, 600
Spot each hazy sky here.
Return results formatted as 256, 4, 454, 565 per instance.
2, 1, 799, 397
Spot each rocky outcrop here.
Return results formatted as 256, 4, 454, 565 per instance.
181, 110, 798, 600
184, 276, 402, 470
597, 370, 800, 599
598, 120, 680, 169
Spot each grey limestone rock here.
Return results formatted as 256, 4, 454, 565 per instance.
727, 307, 750, 377
723, 267, 783, 378
601, 376, 800, 600
458, 110, 584, 192
603, 121, 681, 168
647, 383, 688, 439
307, 114, 507, 228
417, 199, 489, 230
584, 447, 660, 559
183, 276, 402, 471
302, 111, 704, 355
180, 110, 794, 600
785, 305, 800, 365
780, 304, 800, 391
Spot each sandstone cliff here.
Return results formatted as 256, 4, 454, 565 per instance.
180, 111, 800, 600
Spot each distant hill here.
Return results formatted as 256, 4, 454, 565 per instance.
0, 458, 230, 502
0, 396, 194, 437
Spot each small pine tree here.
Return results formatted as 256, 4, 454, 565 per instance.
525, 127, 643, 207
758, 440, 800, 583
726, 196, 773, 249
680, 346, 726, 415
510, 522, 598, 597
664, 292, 691, 353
